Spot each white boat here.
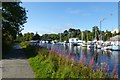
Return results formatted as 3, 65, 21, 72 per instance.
109, 35, 120, 51
72, 42, 79, 46
101, 46, 112, 51
97, 44, 102, 49
87, 43, 96, 49
69, 38, 83, 46
112, 45, 120, 51
96, 40, 104, 49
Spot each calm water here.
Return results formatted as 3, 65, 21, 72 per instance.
31, 42, 120, 77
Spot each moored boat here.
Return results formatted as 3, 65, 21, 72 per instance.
112, 45, 120, 51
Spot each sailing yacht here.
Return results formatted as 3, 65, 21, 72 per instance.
81, 31, 87, 47
89, 28, 98, 49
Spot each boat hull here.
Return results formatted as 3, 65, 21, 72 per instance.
112, 45, 120, 51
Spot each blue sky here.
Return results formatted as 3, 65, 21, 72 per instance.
21, 2, 118, 35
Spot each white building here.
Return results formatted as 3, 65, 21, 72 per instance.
110, 35, 120, 46
111, 28, 120, 34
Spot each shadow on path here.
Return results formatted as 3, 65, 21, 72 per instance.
2, 43, 26, 59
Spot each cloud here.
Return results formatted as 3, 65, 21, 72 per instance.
39, 24, 75, 34
66, 8, 92, 17
66, 8, 81, 14
68, 10, 81, 14
81, 13, 92, 16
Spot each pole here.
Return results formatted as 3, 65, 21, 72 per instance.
100, 20, 102, 40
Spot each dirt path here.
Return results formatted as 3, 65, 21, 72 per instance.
2, 43, 35, 79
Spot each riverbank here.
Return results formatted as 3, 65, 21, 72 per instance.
21, 42, 118, 78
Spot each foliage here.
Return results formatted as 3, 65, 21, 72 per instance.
17, 26, 118, 42
17, 32, 42, 42
92, 26, 100, 40
41, 34, 59, 40
2, 2, 27, 40
23, 32, 34, 41
16, 33, 24, 42
20, 43, 119, 78
33, 32, 41, 40
20, 41, 29, 48
2, 2, 27, 54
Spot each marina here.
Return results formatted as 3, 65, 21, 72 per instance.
3, 2, 120, 78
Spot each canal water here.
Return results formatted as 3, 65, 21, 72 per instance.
31, 42, 120, 77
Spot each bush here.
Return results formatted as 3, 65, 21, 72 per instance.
20, 42, 29, 48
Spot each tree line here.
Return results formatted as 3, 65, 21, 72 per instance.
17, 26, 120, 42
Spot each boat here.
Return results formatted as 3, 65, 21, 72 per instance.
112, 45, 120, 51
101, 46, 112, 51
97, 44, 102, 49
96, 40, 104, 49
110, 35, 120, 51
87, 43, 96, 49
72, 42, 79, 46
69, 38, 82, 46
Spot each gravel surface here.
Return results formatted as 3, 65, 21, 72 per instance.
2, 43, 35, 79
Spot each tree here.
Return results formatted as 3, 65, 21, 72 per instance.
63, 30, 68, 36
24, 32, 34, 41
33, 32, 40, 40
2, 2, 27, 53
92, 26, 100, 40
16, 33, 23, 42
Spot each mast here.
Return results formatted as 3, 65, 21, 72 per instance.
60, 33, 61, 42
100, 18, 105, 41
100, 20, 102, 40
86, 28, 88, 42
81, 31, 83, 40
95, 27, 96, 40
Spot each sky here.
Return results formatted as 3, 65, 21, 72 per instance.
21, 2, 118, 35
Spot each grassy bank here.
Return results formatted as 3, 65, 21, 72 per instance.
21, 42, 118, 78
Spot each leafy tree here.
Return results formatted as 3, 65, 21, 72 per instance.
16, 33, 23, 42
2, 2, 27, 39
2, 2, 27, 53
118, 31, 120, 35
63, 30, 68, 36
92, 26, 100, 40
23, 32, 34, 41
33, 32, 40, 40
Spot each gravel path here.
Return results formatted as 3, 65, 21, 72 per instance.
2, 43, 35, 79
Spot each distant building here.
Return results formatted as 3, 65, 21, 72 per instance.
110, 35, 120, 41
111, 28, 120, 34
109, 35, 120, 45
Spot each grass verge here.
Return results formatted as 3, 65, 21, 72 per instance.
20, 42, 118, 78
